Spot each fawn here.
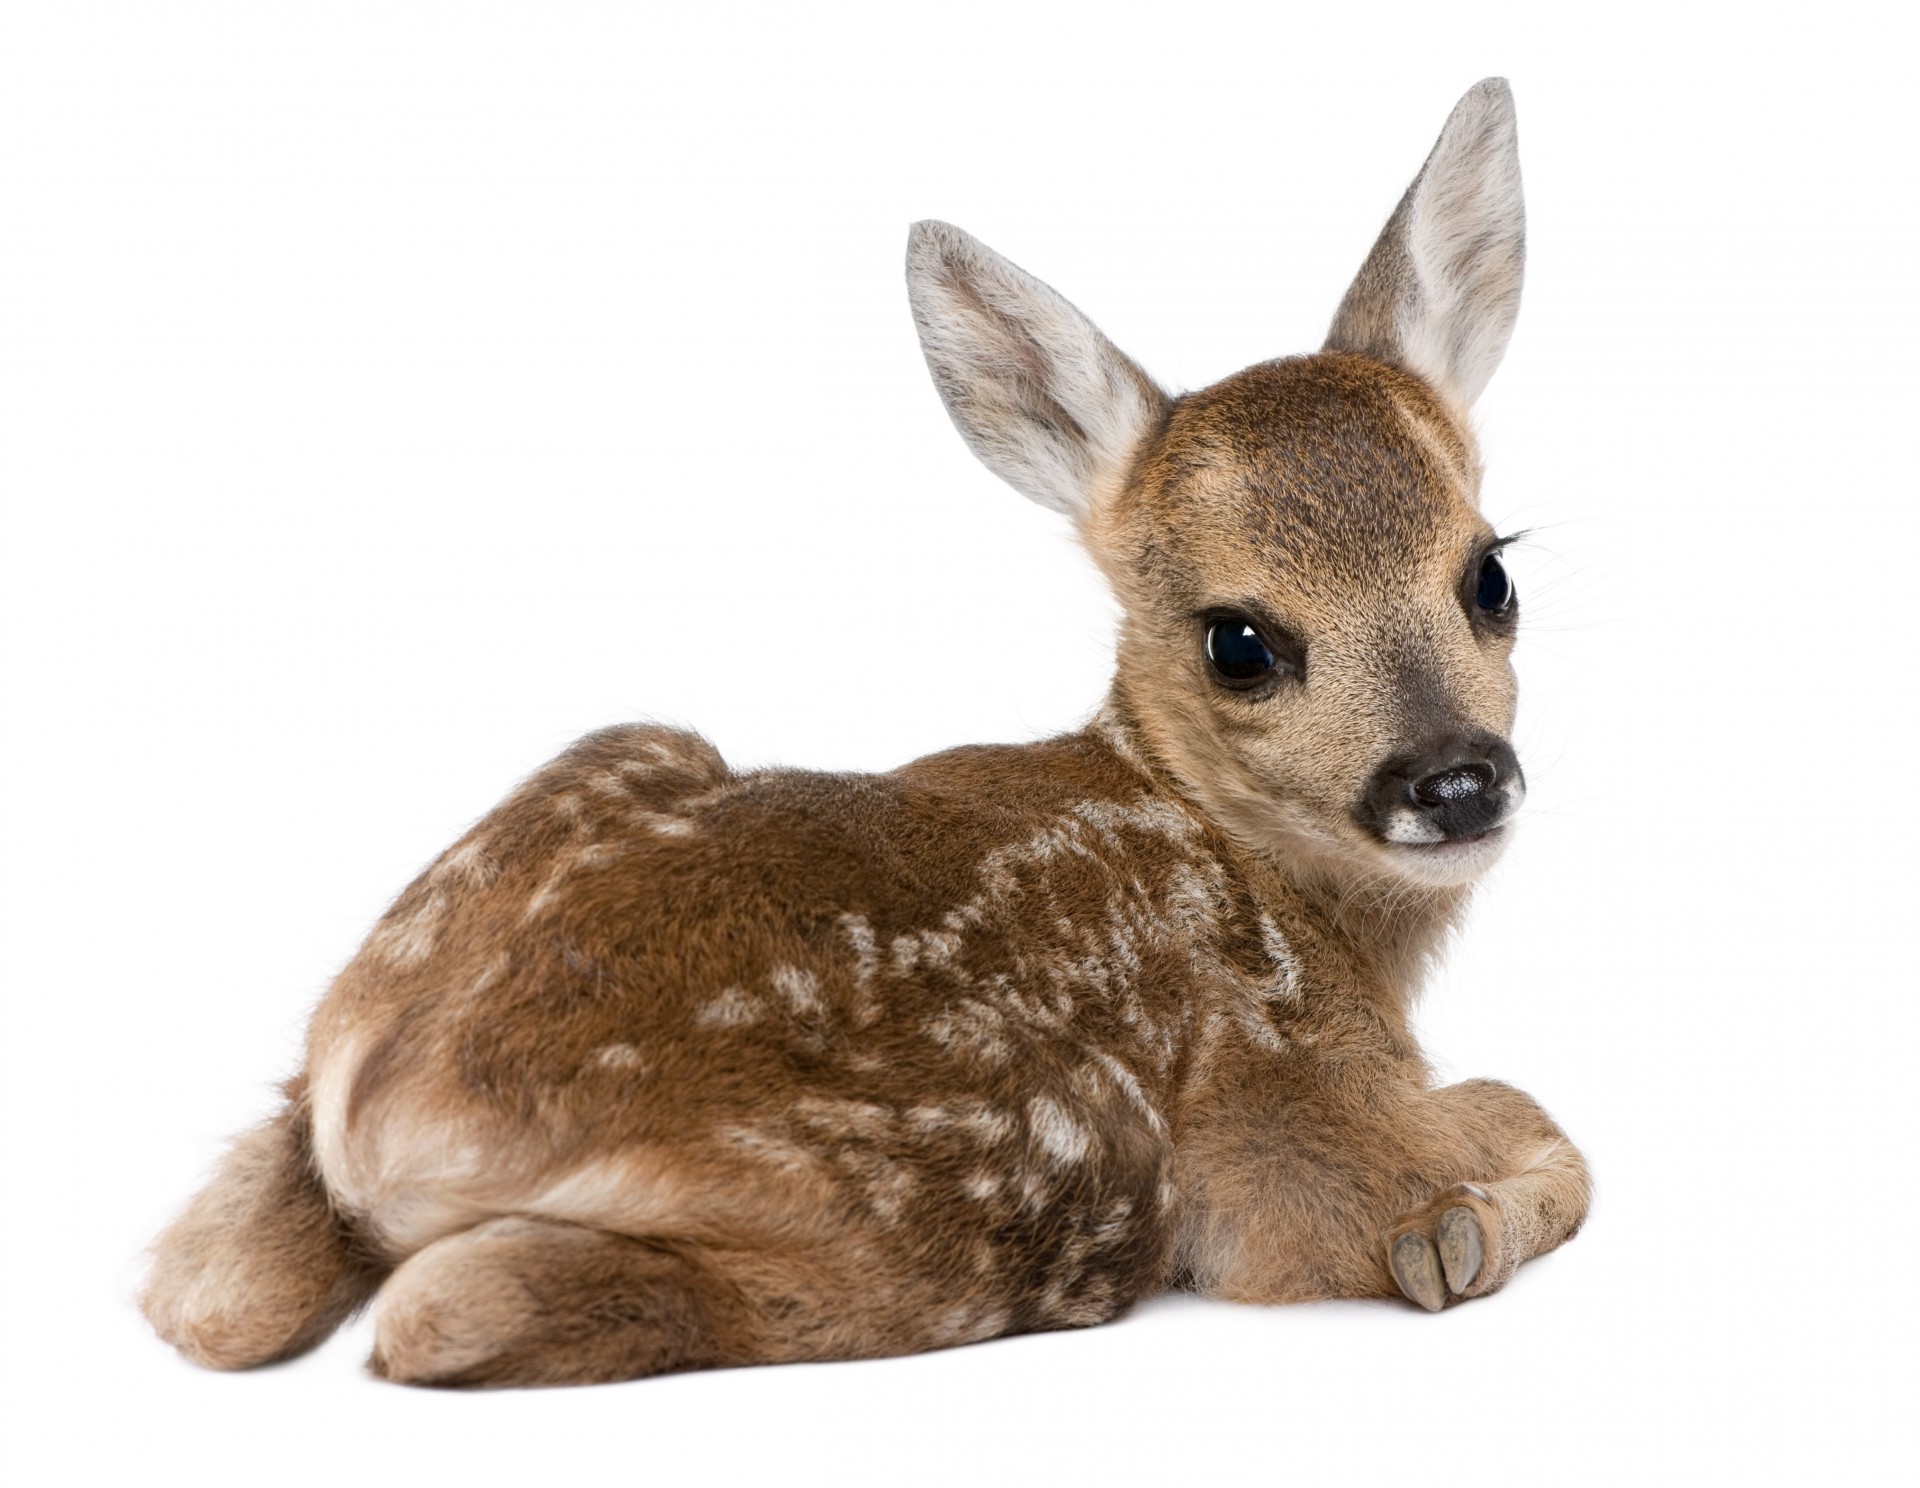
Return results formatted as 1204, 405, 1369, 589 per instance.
142, 77, 1589, 1387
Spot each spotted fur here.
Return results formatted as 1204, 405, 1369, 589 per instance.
142, 78, 1588, 1386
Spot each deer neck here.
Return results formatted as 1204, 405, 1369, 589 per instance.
1090, 680, 1472, 1008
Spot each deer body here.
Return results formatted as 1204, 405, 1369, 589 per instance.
142, 80, 1590, 1387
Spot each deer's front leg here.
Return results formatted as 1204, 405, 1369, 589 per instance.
1181, 1072, 1588, 1311
1383, 1080, 1590, 1312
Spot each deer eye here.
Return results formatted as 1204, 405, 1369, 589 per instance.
1205, 616, 1277, 686
1475, 552, 1515, 615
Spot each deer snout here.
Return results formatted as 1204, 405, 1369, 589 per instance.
1356, 735, 1524, 847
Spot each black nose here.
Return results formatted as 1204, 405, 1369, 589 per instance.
1355, 734, 1522, 844
1413, 762, 1496, 807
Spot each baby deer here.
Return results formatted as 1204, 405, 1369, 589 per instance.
142, 78, 1588, 1387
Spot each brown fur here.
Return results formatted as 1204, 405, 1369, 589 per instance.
140, 1079, 385, 1369
141, 79, 1588, 1386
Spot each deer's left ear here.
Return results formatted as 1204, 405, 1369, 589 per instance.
1325, 78, 1525, 413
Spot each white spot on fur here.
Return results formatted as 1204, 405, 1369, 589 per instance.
595, 1043, 644, 1071
1092, 1198, 1135, 1247
696, 985, 761, 1029
1027, 1094, 1091, 1165
367, 889, 448, 969
521, 865, 569, 922
435, 837, 499, 888
1087, 696, 1150, 772
770, 964, 824, 1019
865, 1166, 916, 1224
840, 914, 884, 1026
456, 951, 511, 1005
1196, 999, 1286, 1060
1071, 796, 1199, 845
1256, 913, 1302, 1002
924, 1305, 972, 1347
614, 738, 691, 779
890, 927, 964, 975
925, 1303, 1008, 1348
926, 1000, 1010, 1065
908, 1101, 1014, 1145
519, 842, 617, 922
963, 1170, 1003, 1201
720, 1125, 822, 1174
825, 1145, 916, 1225
841, 915, 879, 986
794, 1097, 892, 1140
1084, 1051, 1166, 1134
957, 1105, 1015, 1144
1162, 862, 1225, 937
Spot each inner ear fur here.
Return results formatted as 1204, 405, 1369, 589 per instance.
1325, 78, 1525, 414
906, 220, 1169, 522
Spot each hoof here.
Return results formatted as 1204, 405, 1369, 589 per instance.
1388, 1186, 1496, 1311
1436, 1206, 1485, 1295
1390, 1231, 1447, 1312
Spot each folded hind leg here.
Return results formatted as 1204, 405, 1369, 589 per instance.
369, 1218, 746, 1388
142, 1085, 385, 1369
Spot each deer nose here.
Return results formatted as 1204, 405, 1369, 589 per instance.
1355, 734, 1524, 845
1413, 762, 1496, 807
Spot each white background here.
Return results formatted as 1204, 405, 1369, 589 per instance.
4, 3, 1915, 1483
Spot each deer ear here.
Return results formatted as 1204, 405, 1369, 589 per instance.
1325, 78, 1525, 412
907, 221, 1168, 521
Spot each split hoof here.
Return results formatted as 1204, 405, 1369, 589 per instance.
1388, 1194, 1492, 1311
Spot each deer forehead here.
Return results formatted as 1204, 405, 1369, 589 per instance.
1102, 355, 1488, 617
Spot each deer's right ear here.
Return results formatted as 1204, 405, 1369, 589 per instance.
907, 221, 1168, 521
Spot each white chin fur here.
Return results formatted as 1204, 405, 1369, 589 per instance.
1381, 824, 1513, 887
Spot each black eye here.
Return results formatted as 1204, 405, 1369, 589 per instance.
1205, 616, 1277, 685
1475, 551, 1515, 615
